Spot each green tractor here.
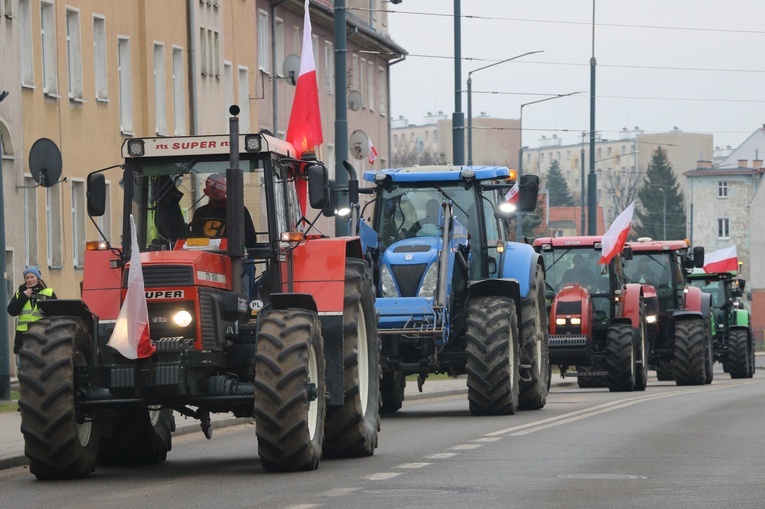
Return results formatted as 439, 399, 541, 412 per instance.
687, 269, 755, 379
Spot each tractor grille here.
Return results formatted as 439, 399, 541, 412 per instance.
549, 335, 589, 347
199, 288, 218, 349
127, 265, 194, 287
556, 301, 582, 314
391, 264, 427, 297
393, 245, 431, 253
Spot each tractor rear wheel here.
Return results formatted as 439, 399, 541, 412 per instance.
673, 318, 706, 386
633, 302, 648, 391
18, 317, 100, 479
518, 265, 549, 410
606, 323, 637, 392
254, 309, 326, 471
98, 407, 175, 465
655, 361, 675, 381
323, 259, 381, 458
725, 329, 750, 379
704, 318, 714, 384
380, 370, 406, 414
465, 296, 520, 416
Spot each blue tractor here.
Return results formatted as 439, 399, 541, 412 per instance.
361, 166, 548, 415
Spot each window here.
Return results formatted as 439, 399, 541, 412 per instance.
324, 41, 333, 94
312, 35, 319, 73
718, 181, 728, 198
359, 58, 366, 106
93, 15, 108, 101
718, 218, 729, 238
154, 43, 167, 135
199, 28, 207, 75
66, 8, 83, 100
257, 10, 269, 73
211, 30, 219, 77
2, 0, 13, 17
352, 54, 359, 90
23, 176, 38, 267
71, 179, 86, 268
41, 2, 58, 96
118, 37, 133, 133
275, 18, 284, 77
97, 182, 112, 243
20, 0, 33, 86
292, 25, 300, 56
238, 67, 250, 132
223, 62, 233, 132
367, 61, 374, 111
378, 66, 386, 116
47, 184, 63, 268
172, 47, 185, 135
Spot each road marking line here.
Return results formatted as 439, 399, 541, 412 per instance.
425, 453, 458, 459
472, 437, 502, 443
451, 444, 481, 450
323, 488, 361, 496
396, 462, 431, 469
364, 472, 401, 481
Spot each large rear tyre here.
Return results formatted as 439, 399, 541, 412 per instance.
98, 407, 175, 465
465, 296, 520, 416
380, 370, 406, 414
518, 265, 549, 410
18, 317, 100, 479
673, 318, 706, 386
655, 361, 675, 381
633, 303, 649, 391
576, 362, 607, 388
747, 330, 756, 378
703, 318, 714, 384
725, 329, 750, 379
323, 259, 381, 458
606, 323, 637, 392
254, 309, 326, 471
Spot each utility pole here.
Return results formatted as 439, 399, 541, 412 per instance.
452, 0, 464, 165
0, 134, 9, 400
334, 0, 349, 234
587, 0, 598, 235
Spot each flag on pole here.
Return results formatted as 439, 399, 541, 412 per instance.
368, 136, 378, 165
504, 181, 520, 207
286, 0, 323, 158
599, 201, 635, 265
108, 215, 155, 359
703, 245, 738, 273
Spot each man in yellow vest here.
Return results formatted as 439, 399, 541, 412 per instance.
7, 267, 57, 355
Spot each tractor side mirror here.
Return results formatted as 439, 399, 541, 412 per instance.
307, 164, 329, 210
518, 174, 539, 213
692, 246, 705, 268
732, 278, 746, 297
322, 179, 337, 218
622, 245, 633, 261
87, 173, 106, 217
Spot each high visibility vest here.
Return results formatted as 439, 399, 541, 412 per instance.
16, 287, 54, 332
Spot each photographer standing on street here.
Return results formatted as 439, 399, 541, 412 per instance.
7, 267, 57, 356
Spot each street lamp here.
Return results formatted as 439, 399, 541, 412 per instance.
466, 50, 543, 166
515, 91, 584, 238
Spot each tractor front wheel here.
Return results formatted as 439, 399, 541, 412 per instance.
98, 406, 175, 465
673, 318, 706, 386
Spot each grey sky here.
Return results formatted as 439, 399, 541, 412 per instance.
386, 0, 765, 152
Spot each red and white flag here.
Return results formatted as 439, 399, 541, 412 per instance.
703, 245, 738, 273
108, 215, 155, 359
599, 201, 635, 265
368, 136, 378, 165
504, 182, 520, 207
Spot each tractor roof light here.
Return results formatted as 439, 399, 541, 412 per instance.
86, 240, 109, 251
127, 139, 145, 157
460, 169, 476, 180
244, 134, 262, 152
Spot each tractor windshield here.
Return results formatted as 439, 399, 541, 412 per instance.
625, 252, 682, 309
689, 278, 725, 308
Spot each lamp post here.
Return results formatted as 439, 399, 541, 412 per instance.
466, 50, 543, 166
516, 91, 584, 238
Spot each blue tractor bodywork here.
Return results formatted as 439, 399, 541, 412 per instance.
363, 165, 549, 415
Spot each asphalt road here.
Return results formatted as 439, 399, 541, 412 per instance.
1, 364, 764, 509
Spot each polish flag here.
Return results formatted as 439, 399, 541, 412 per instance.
703, 245, 738, 273
108, 215, 155, 359
599, 201, 635, 265
368, 136, 378, 165
286, 0, 323, 214
504, 182, 520, 207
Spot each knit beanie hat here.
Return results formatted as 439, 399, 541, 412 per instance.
23, 267, 42, 280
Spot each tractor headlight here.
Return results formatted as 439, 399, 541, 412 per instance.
570, 317, 581, 325
646, 315, 657, 324
380, 265, 399, 298
173, 310, 193, 327
555, 318, 567, 326
418, 264, 438, 298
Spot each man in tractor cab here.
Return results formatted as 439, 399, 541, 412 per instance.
189, 174, 258, 247
561, 253, 597, 287
405, 198, 441, 237
627, 257, 657, 285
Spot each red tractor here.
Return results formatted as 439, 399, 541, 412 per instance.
17, 108, 381, 479
625, 238, 711, 385
533, 236, 650, 391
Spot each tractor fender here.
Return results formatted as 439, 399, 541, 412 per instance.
466, 279, 522, 316
684, 285, 707, 315
499, 242, 543, 299
620, 283, 645, 329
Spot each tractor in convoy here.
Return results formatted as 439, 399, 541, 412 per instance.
625, 238, 712, 385
17, 107, 381, 479
687, 269, 755, 378
532, 236, 650, 391
360, 166, 549, 416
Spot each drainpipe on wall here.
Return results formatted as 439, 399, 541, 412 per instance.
386, 55, 406, 167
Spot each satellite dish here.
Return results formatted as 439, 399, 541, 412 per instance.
349, 130, 369, 161
29, 138, 62, 188
348, 90, 363, 111
282, 54, 301, 86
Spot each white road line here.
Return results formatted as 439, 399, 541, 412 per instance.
364, 472, 401, 481
471, 437, 502, 443
323, 488, 362, 496
450, 444, 481, 450
425, 452, 458, 459
284, 505, 323, 509
396, 462, 431, 469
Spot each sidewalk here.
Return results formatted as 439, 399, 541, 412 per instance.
0, 375, 468, 471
